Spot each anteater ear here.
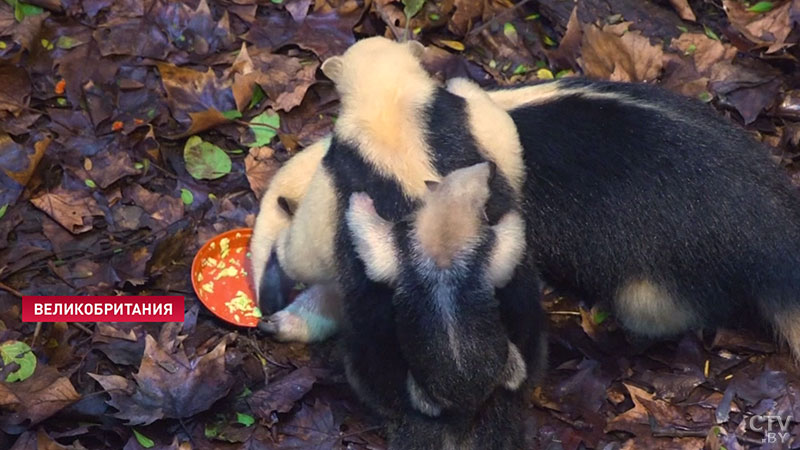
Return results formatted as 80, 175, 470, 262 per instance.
407, 40, 425, 58
277, 196, 297, 217
321, 56, 344, 82
424, 180, 440, 192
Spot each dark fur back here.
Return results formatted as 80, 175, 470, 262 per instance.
506, 79, 800, 327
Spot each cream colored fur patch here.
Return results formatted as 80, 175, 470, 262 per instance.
250, 138, 330, 296
614, 279, 696, 336
413, 163, 491, 268
446, 78, 525, 195
771, 309, 800, 361
488, 211, 526, 287
330, 37, 440, 198
485, 79, 682, 121
345, 192, 400, 284
275, 166, 338, 283
502, 342, 527, 391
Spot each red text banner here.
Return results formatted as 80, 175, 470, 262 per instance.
22, 296, 184, 322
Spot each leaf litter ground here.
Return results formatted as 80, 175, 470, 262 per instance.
1, 0, 800, 448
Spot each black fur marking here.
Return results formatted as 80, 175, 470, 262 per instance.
426, 90, 516, 223
390, 222, 509, 412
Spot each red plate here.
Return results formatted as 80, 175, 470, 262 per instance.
191, 228, 260, 327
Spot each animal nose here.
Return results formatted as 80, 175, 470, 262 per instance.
258, 250, 295, 315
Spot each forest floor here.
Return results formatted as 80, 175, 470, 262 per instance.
1, 0, 800, 448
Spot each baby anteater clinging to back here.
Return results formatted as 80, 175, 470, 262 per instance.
345, 162, 545, 449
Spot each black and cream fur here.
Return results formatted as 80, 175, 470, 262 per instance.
345, 163, 535, 449
253, 69, 800, 362
296, 38, 546, 425
345, 163, 529, 415
492, 78, 800, 353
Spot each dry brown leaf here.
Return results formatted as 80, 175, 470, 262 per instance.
548, 6, 582, 69
723, 0, 793, 53
0, 63, 31, 115
668, 0, 696, 22
245, 146, 281, 199
449, 0, 485, 36
156, 62, 236, 134
580, 22, 664, 82
0, 366, 81, 426
30, 183, 103, 234
670, 32, 737, 74
0, 134, 49, 187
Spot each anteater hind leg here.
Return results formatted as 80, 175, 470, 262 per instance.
763, 303, 800, 361
613, 278, 698, 338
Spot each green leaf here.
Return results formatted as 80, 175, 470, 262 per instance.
698, 91, 713, 103
204, 424, 219, 438
746, 1, 773, 13
402, 0, 425, 19
555, 69, 574, 79
85, 179, 96, 188
524, 13, 540, 20
1, 341, 36, 383
428, 13, 439, 20
0, 204, 7, 220
270, 0, 283, 3
183, 136, 232, 180
134, 162, 144, 170
592, 310, 610, 325
685, 43, 697, 55
222, 109, 242, 120
236, 412, 255, 427
503, 23, 517, 41
237, 386, 253, 399
704, 25, 720, 41
4, 0, 43, 22
55, 35, 82, 49
40, 38, 53, 50
676, 25, 689, 33
180, 188, 194, 205
543, 35, 556, 46
248, 85, 265, 110
56, 97, 67, 106
512, 64, 528, 75
0, 41, 6, 49
247, 112, 280, 148
132, 430, 154, 449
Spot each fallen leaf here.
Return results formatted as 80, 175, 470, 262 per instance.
723, 0, 792, 53
0, 340, 36, 382
156, 62, 236, 135
183, 135, 233, 180
245, 146, 280, 198
0, 62, 30, 114
248, 367, 317, 419
30, 176, 103, 234
580, 22, 664, 82
0, 365, 81, 427
91, 334, 235, 425
668, 0, 696, 21
449, 0, 484, 35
